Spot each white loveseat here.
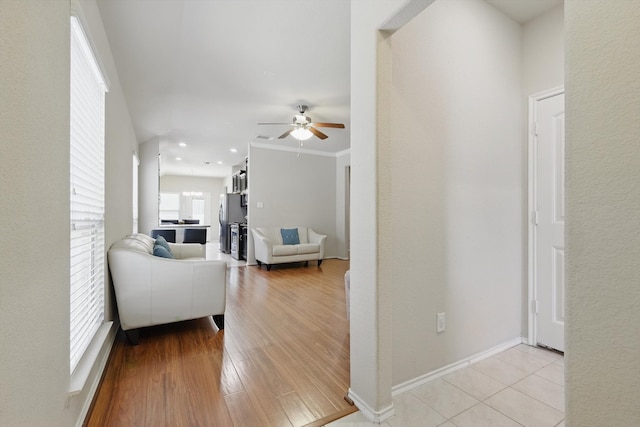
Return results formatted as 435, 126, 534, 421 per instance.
251, 227, 327, 271
107, 233, 226, 344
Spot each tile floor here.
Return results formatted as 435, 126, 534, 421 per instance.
327, 344, 565, 427
204, 242, 246, 267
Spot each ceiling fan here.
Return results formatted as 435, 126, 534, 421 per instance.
258, 105, 345, 141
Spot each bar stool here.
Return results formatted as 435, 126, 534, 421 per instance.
151, 229, 176, 243
183, 228, 207, 244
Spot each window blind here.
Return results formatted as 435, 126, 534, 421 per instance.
70, 16, 107, 373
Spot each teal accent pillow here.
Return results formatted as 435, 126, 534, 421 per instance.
155, 235, 172, 254
281, 228, 300, 245
153, 244, 174, 259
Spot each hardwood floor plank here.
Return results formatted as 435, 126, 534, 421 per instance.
277, 391, 317, 427
84, 259, 352, 426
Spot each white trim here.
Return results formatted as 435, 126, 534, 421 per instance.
346, 389, 395, 423
72, 322, 118, 427
391, 337, 522, 396
70, 1, 110, 91
527, 85, 564, 347
68, 321, 115, 395
250, 141, 346, 158
335, 148, 351, 158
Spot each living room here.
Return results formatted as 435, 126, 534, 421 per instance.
2, 1, 639, 427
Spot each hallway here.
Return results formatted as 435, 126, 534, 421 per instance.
329, 344, 564, 427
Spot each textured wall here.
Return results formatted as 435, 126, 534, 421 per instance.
0, 1, 72, 425
349, 0, 410, 418
0, 1, 137, 425
387, 0, 523, 385
246, 145, 338, 260
565, 0, 640, 425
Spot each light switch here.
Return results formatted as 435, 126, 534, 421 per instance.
257, 202, 264, 208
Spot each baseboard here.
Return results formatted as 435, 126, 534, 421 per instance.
346, 389, 395, 423
392, 337, 523, 396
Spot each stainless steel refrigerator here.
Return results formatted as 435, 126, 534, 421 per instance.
219, 193, 246, 253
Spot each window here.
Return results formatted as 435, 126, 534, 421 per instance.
159, 193, 180, 221
69, 15, 108, 373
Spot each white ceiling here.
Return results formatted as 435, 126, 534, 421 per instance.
97, 0, 561, 178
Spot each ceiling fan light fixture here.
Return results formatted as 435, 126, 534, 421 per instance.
291, 127, 313, 141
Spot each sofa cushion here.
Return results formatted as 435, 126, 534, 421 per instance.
257, 227, 283, 245
296, 227, 309, 244
153, 244, 174, 259
111, 237, 152, 254
154, 235, 173, 254
125, 233, 155, 253
272, 245, 298, 256
280, 228, 300, 245
297, 243, 320, 255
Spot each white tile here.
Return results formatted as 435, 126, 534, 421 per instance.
512, 374, 565, 412
443, 366, 507, 400
494, 348, 552, 374
534, 363, 564, 386
450, 403, 523, 427
387, 393, 446, 427
514, 345, 562, 363
325, 410, 391, 427
410, 378, 479, 419
485, 388, 564, 427
471, 357, 530, 386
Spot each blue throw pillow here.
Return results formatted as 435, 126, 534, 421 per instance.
281, 228, 300, 245
155, 235, 172, 254
153, 244, 174, 259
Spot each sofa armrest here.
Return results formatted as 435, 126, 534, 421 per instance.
251, 228, 273, 263
308, 228, 327, 259
108, 249, 226, 330
168, 242, 205, 259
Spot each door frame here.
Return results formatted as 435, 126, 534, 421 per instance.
527, 85, 565, 346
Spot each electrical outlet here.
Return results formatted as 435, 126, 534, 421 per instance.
436, 312, 446, 333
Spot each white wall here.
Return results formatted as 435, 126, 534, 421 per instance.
349, 0, 411, 419
565, 0, 640, 425
160, 175, 225, 241
335, 151, 351, 259
522, 4, 564, 97
387, 0, 523, 385
0, 1, 137, 425
246, 145, 338, 261
520, 5, 565, 338
138, 137, 159, 237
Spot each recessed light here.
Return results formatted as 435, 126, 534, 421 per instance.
178, 142, 187, 147
230, 148, 238, 153
176, 157, 182, 161
217, 161, 223, 165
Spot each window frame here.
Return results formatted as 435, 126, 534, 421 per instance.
69, 13, 109, 378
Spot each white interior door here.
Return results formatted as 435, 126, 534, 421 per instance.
534, 91, 565, 352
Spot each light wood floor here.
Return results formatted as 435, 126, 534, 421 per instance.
84, 259, 354, 427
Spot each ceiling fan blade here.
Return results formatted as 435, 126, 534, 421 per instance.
258, 122, 293, 125
309, 127, 328, 140
278, 129, 294, 139
312, 122, 345, 128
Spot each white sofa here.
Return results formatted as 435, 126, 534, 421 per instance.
107, 233, 226, 344
251, 227, 327, 271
